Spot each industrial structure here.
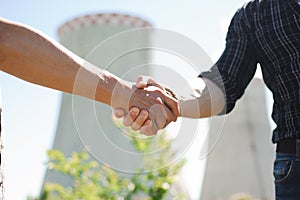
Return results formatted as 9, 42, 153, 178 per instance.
42, 13, 275, 200
200, 77, 275, 200
43, 12, 153, 186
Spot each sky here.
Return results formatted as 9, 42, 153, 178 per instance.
0, 0, 249, 199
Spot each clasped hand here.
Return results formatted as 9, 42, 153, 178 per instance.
114, 76, 179, 136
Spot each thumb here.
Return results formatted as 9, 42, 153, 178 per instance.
136, 76, 165, 90
163, 95, 179, 122
147, 78, 164, 90
136, 76, 148, 89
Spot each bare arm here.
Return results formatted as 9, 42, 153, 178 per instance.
0, 17, 124, 107
0, 18, 178, 126
179, 77, 225, 118
0, 18, 179, 122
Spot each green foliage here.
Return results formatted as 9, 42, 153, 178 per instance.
228, 193, 258, 200
34, 127, 186, 200
41, 150, 132, 200
126, 131, 186, 200
42, 150, 134, 200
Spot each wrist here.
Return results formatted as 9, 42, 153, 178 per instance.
110, 80, 133, 111
178, 99, 183, 117
94, 70, 132, 110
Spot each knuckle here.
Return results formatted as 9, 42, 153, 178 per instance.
147, 131, 155, 136
123, 119, 132, 126
140, 110, 148, 117
131, 124, 139, 131
140, 129, 148, 135
123, 122, 130, 127
154, 90, 164, 97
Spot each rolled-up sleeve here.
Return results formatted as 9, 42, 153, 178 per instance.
199, 8, 258, 114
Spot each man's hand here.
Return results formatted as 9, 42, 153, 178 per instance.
114, 76, 180, 136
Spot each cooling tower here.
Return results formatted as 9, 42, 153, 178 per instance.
200, 78, 275, 200
43, 13, 153, 186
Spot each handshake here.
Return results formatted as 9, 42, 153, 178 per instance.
112, 76, 181, 136
110, 74, 225, 136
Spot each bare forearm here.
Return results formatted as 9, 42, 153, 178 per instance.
179, 78, 225, 118
0, 17, 126, 106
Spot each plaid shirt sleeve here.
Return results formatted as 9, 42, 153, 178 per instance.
199, 7, 258, 114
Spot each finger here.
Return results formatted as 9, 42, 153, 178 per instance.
140, 120, 152, 134
129, 87, 164, 111
150, 102, 176, 130
146, 78, 165, 90
156, 96, 163, 105
113, 109, 126, 118
146, 82, 179, 121
140, 120, 158, 136
136, 76, 148, 88
163, 104, 176, 125
136, 76, 165, 91
131, 110, 149, 131
123, 107, 140, 127
141, 82, 179, 120
149, 104, 168, 130
163, 95, 179, 122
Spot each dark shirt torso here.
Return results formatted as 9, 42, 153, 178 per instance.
200, 0, 300, 143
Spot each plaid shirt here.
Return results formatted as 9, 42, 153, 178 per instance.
200, 0, 300, 143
